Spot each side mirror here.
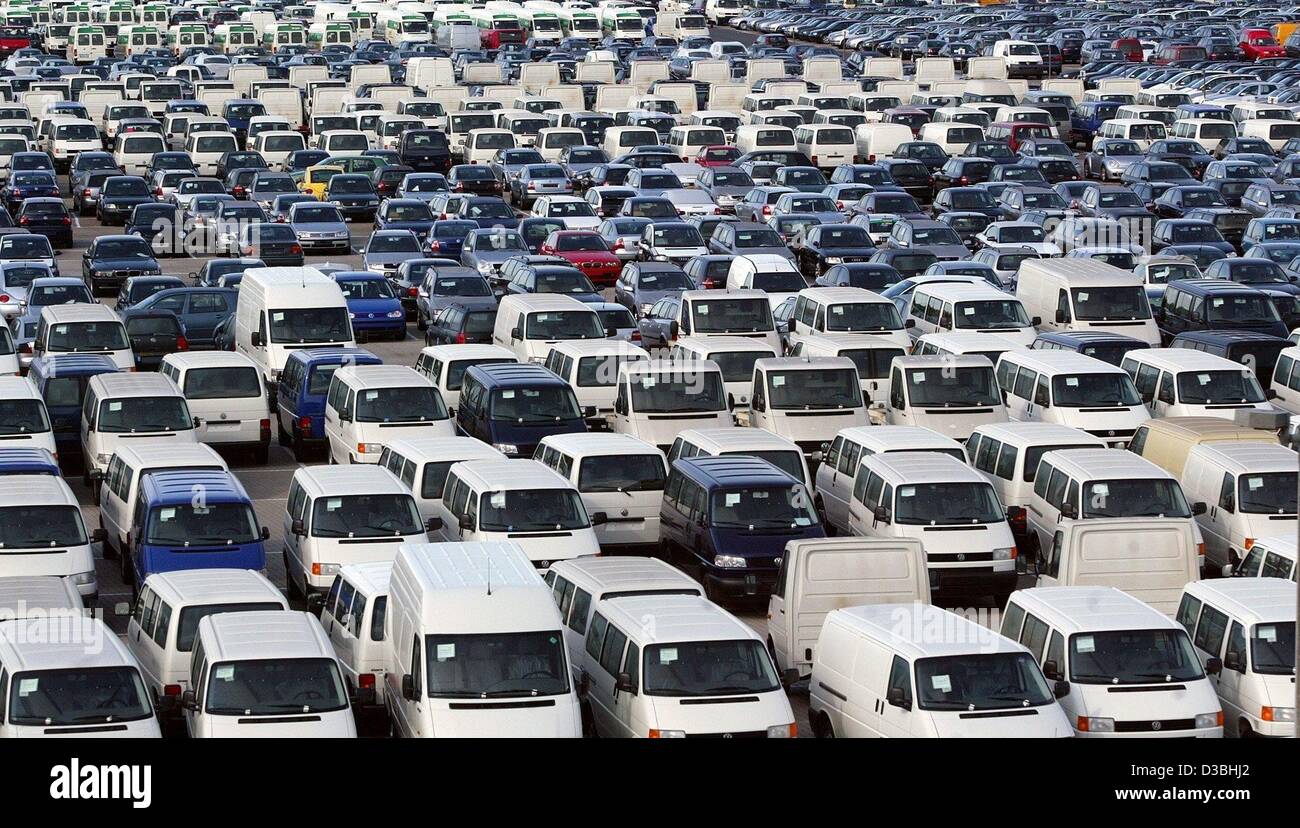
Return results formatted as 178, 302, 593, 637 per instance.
886, 686, 911, 710
1042, 659, 1063, 682
1031, 316, 1041, 326
668, 320, 680, 338
458, 513, 474, 531
781, 668, 800, 689
91, 528, 107, 543
259, 526, 270, 541
590, 511, 608, 526
1204, 656, 1223, 676
180, 689, 198, 712
1053, 680, 1070, 699
307, 592, 326, 615
1225, 651, 1246, 673
873, 504, 891, 523
193, 417, 202, 429
1220, 563, 1235, 578
251, 331, 264, 346
290, 518, 305, 536
425, 517, 443, 532
1266, 388, 1278, 400
904, 318, 915, 328
1059, 503, 1078, 520
1054, 309, 1068, 324
615, 671, 637, 694
401, 673, 415, 701
87, 468, 104, 483
510, 325, 522, 341
1191, 501, 1207, 516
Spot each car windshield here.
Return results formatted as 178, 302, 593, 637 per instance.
526, 310, 603, 340
48, 321, 129, 352
578, 454, 665, 493
1204, 294, 1280, 324
1250, 622, 1295, 675
339, 279, 397, 300
357, 385, 447, 424
1143, 263, 1200, 284
1082, 478, 1191, 518
0, 504, 83, 547
642, 640, 780, 697
1051, 373, 1142, 407
311, 493, 421, 538
1, 237, 53, 258
182, 366, 261, 400
915, 653, 1053, 711
269, 307, 351, 344
1236, 472, 1297, 514
1228, 262, 1289, 284
652, 226, 704, 247
998, 226, 1045, 243
735, 228, 785, 248
1176, 369, 1266, 404
6, 667, 152, 726
535, 270, 595, 295
552, 233, 605, 252
0, 266, 46, 288
767, 368, 861, 410
905, 366, 1000, 407
478, 488, 588, 531
631, 370, 724, 413
444, 358, 511, 391
96, 396, 190, 433
837, 347, 902, 380
432, 276, 490, 297
145, 502, 258, 545
470, 231, 526, 251
575, 354, 641, 387
691, 298, 772, 333
954, 300, 1030, 329
545, 200, 595, 218
709, 485, 817, 530
750, 271, 804, 292
424, 631, 569, 698
294, 206, 342, 223
1070, 287, 1150, 321
893, 480, 1004, 525
490, 385, 579, 422
1069, 629, 1203, 684
126, 316, 180, 337
205, 658, 348, 716
96, 239, 154, 259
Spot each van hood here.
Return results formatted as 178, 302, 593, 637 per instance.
206, 713, 355, 738
431, 697, 580, 737
480, 529, 600, 566
650, 691, 792, 736
711, 524, 824, 562
1072, 678, 1220, 723
930, 705, 1071, 737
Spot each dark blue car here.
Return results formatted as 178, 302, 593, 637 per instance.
275, 347, 382, 460
333, 272, 407, 341
131, 287, 238, 348
427, 219, 477, 257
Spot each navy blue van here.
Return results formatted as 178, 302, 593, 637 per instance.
276, 347, 382, 461
25, 354, 119, 459
0, 447, 60, 476
1029, 330, 1150, 367
455, 362, 586, 457
1156, 279, 1290, 344
127, 470, 268, 594
660, 456, 824, 602
1170, 330, 1290, 383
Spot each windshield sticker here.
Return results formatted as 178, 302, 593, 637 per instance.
930, 674, 951, 692
214, 665, 235, 682
659, 647, 678, 664
436, 643, 456, 661
1076, 635, 1096, 654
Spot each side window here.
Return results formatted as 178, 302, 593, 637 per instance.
598, 625, 627, 676
1128, 425, 1148, 456
865, 472, 884, 508
995, 443, 1016, 481
852, 465, 870, 504
349, 593, 367, 638
1012, 367, 1036, 400
1225, 621, 1247, 665
569, 588, 591, 635
1033, 462, 1055, 500
889, 369, 904, 409
1056, 290, 1071, 322
1157, 371, 1176, 404
585, 612, 609, 660
824, 436, 842, 470
975, 437, 1000, 472
1034, 375, 1050, 407
1046, 468, 1069, 510
1000, 601, 1026, 639
837, 441, 861, 476
1218, 473, 1235, 511
885, 655, 912, 707
1019, 614, 1050, 660
1193, 605, 1230, 655
1045, 631, 1064, 673
140, 589, 160, 641
410, 636, 422, 698
624, 642, 640, 689
1176, 594, 1202, 634
152, 601, 172, 647
996, 360, 1017, 391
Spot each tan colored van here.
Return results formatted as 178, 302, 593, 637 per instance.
1128, 416, 1279, 477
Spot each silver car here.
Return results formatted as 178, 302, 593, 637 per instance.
288, 202, 351, 254
460, 227, 531, 278
598, 217, 652, 262
362, 229, 425, 276
397, 173, 448, 204
171, 176, 226, 211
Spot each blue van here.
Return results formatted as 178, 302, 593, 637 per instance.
660, 456, 824, 602
1030, 330, 1150, 366
1068, 100, 1120, 148
127, 470, 268, 593
455, 362, 586, 457
1170, 330, 1289, 383
25, 354, 119, 459
275, 347, 382, 461
0, 447, 60, 476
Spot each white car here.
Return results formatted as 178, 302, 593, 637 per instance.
532, 195, 601, 230
975, 221, 1062, 256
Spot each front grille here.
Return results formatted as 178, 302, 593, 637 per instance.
683, 730, 767, 739
1114, 718, 1196, 733
928, 551, 995, 562
1085, 428, 1136, 438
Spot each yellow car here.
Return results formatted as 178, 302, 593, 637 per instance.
299, 164, 344, 199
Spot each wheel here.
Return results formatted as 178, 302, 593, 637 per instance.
99, 517, 117, 560
813, 712, 835, 739
283, 551, 303, 600
119, 549, 132, 592
417, 313, 427, 332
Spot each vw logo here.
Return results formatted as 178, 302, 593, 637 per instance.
368, 313, 375, 319
539, 560, 550, 569
773, 557, 782, 567
722, 733, 733, 739
620, 508, 629, 517
1107, 430, 1115, 437
1151, 721, 1162, 731
219, 412, 227, 420
957, 553, 965, 561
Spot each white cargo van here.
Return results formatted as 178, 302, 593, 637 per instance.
0, 376, 56, 458
235, 267, 356, 385
667, 427, 811, 488
1120, 349, 1272, 420
668, 335, 778, 410
35, 304, 134, 370
995, 350, 1150, 446
789, 334, 907, 406
160, 351, 271, 464
1230, 534, 1297, 580
80, 373, 197, 486
748, 357, 869, 460
1179, 442, 1296, 574
788, 287, 911, 351
377, 437, 505, 523
317, 561, 391, 715
0, 476, 101, 600
610, 359, 731, 454
322, 365, 453, 465
412, 343, 517, 415
1017, 258, 1160, 346
883, 355, 1008, 441
906, 283, 1038, 347
542, 340, 650, 424
492, 293, 606, 365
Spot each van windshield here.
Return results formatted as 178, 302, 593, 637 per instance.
176, 602, 285, 652
0, 504, 85, 548
895, 482, 1003, 525
48, 321, 129, 352
1051, 373, 1142, 407
526, 310, 604, 340
1069, 629, 1204, 684
905, 366, 1000, 407
915, 653, 1053, 711
1175, 370, 1266, 404
1237, 472, 1298, 514
1069, 287, 1150, 321
709, 485, 817, 529
425, 631, 570, 698
728, 450, 804, 483
767, 368, 861, 410
707, 350, 767, 383
578, 454, 665, 493
953, 300, 1030, 330
0, 399, 50, 434
478, 488, 588, 531
205, 658, 348, 715
1204, 294, 1280, 324
691, 298, 772, 333
355, 386, 447, 423
269, 307, 351, 344
490, 386, 580, 422
311, 494, 422, 537
97, 397, 191, 433
577, 354, 642, 387
184, 367, 262, 399
631, 371, 725, 413
1251, 622, 1295, 675
643, 640, 780, 697
7, 667, 152, 726
1082, 479, 1191, 519
146, 502, 259, 545
824, 302, 900, 332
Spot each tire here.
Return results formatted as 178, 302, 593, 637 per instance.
292, 432, 308, 463
119, 549, 132, 592
417, 313, 427, 332
814, 713, 835, 739
277, 416, 289, 447
99, 517, 117, 560
283, 551, 303, 600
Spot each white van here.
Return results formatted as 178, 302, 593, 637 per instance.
235, 267, 356, 385
412, 343, 517, 415
0, 376, 56, 458
669, 336, 778, 410
794, 123, 856, 170
542, 340, 650, 424
182, 611, 356, 738
667, 124, 726, 162
80, 373, 197, 486
1017, 258, 1160, 346
1171, 117, 1237, 153
906, 283, 1038, 347
748, 357, 869, 460
1004, 587, 1223, 737
911, 332, 1023, 369
492, 293, 606, 365
384, 540, 582, 737
725, 254, 805, 310
125, 569, 288, 707
1230, 534, 1297, 580
848, 451, 1019, 602
918, 122, 984, 156
673, 290, 784, 353
768, 536, 930, 678
282, 465, 432, 598
113, 130, 166, 176
789, 334, 906, 406
1121, 349, 1272, 420
160, 351, 271, 464
610, 358, 731, 454
882, 354, 1008, 441
808, 604, 1072, 738
602, 125, 659, 159
378, 437, 505, 524
0, 476, 100, 600
854, 122, 913, 162
0, 616, 161, 737
429, 459, 602, 569
816, 425, 966, 534
35, 304, 134, 370
317, 561, 390, 715
995, 350, 1150, 446
1179, 442, 1296, 574
788, 287, 912, 351
734, 124, 797, 155
185, 130, 238, 175
534, 433, 666, 555
1241, 118, 1300, 153
1177, 577, 1295, 737
322, 365, 452, 465
0, 576, 82, 619
667, 427, 811, 487
1096, 118, 1167, 151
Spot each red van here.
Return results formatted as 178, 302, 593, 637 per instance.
1241, 28, 1286, 60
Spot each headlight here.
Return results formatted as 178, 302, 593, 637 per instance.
1079, 716, 1114, 733
992, 547, 1017, 561
494, 443, 519, 455
1263, 706, 1296, 722
357, 442, 381, 454
70, 571, 96, 586
316, 562, 340, 577
823, 257, 843, 264
714, 554, 746, 569
1195, 711, 1224, 729
476, 261, 494, 273
766, 723, 797, 738
386, 310, 404, 318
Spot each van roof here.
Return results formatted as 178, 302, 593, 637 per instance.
469, 361, 570, 388
337, 560, 391, 596
917, 283, 1023, 304
1002, 349, 1125, 375
294, 464, 409, 496
1247, 534, 1297, 561
89, 371, 181, 398
0, 617, 133, 670
1041, 447, 1171, 480
1182, 577, 1296, 625
499, 293, 593, 313
891, 354, 993, 369
599, 594, 758, 645
836, 425, 964, 452
0, 375, 41, 400
450, 458, 572, 492
677, 427, 800, 453
540, 432, 663, 457
1020, 257, 1139, 285
1140, 415, 1274, 440
674, 335, 777, 355
549, 555, 703, 598
0, 474, 78, 507
286, 346, 381, 367
334, 364, 432, 390
161, 351, 260, 371
863, 450, 984, 484
754, 355, 857, 374
683, 288, 767, 302
830, 603, 1021, 658
917, 331, 1023, 353
384, 437, 503, 466
0, 576, 81, 617
1167, 278, 1264, 297
1011, 586, 1176, 634
394, 541, 558, 632
674, 454, 800, 488
973, 422, 1105, 448
141, 568, 285, 606
141, 469, 248, 506
620, 357, 722, 377
547, 340, 649, 359
27, 354, 119, 379
1187, 441, 1297, 474
239, 266, 332, 290
797, 286, 889, 305
40, 303, 121, 324
199, 610, 332, 662
420, 343, 514, 361
112, 441, 226, 471
1123, 348, 1247, 373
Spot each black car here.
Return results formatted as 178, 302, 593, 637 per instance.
14, 198, 73, 249
115, 275, 186, 312
236, 223, 303, 266
82, 234, 163, 295
372, 164, 415, 201
792, 223, 876, 280
214, 150, 268, 182
119, 308, 187, 370
813, 262, 903, 290
424, 299, 499, 346
399, 129, 451, 172
97, 176, 157, 226
324, 174, 381, 221
447, 164, 501, 196
286, 149, 330, 172
933, 157, 996, 190
126, 203, 187, 257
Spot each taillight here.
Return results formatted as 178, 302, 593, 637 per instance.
713, 207, 723, 214
260, 418, 271, 436
163, 684, 182, 697
958, 176, 969, 185
454, 183, 464, 191
61, 216, 71, 225
83, 188, 91, 197
0, 294, 7, 303
154, 187, 162, 195
176, 335, 189, 351
702, 277, 714, 289
298, 415, 311, 433
407, 287, 417, 297
18, 216, 28, 225
455, 330, 466, 344
358, 673, 376, 690
762, 204, 772, 215
611, 239, 623, 250
527, 181, 536, 190
810, 155, 818, 165
290, 243, 302, 254
18, 342, 30, 354
631, 329, 641, 341
429, 239, 441, 251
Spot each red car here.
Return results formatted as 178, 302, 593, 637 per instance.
1241, 28, 1287, 60
695, 145, 741, 167
0, 26, 29, 56
1111, 38, 1143, 62
539, 230, 622, 287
